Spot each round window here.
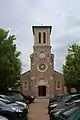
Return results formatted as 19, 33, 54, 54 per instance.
37, 63, 48, 72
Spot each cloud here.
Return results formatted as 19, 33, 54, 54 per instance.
0, 0, 80, 73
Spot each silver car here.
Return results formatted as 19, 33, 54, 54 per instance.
0, 116, 8, 120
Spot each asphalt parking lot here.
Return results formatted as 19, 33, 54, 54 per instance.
28, 98, 49, 120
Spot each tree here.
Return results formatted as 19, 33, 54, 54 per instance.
0, 28, 22, 92
63, 43, 80, 92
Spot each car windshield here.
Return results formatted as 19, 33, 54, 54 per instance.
61, 95, 71, 102
7, 93, 24, 101
0, 98, 13, 104
0, 95, 14, 102
63, 94, 80, 103
54, 95, 72, 109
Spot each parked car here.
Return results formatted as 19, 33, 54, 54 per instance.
71, 99, 80, 107
2, 91, 35, 104
49, 92, 80, 106
49, 93, 69, 104
58, 107, 80, 120
49, 93, 80, 118
48, 93, 70, 114
69, 91, 80, 95
2, 91, 27, 103
0, 94, 28, 109
0, 98, 28, 120
0, 101, 18, 120
0, 116, 8, 120
48, 93, 70, 111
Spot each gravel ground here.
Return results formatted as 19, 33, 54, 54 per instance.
28, 98, 49, 120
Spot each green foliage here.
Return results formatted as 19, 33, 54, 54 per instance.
63, 43, 80, 91
0, 28, 22, 91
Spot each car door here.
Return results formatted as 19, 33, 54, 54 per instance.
68, 109, 80, 120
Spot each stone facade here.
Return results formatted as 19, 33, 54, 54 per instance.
20, 26, 65, 97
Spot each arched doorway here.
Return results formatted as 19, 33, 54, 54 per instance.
38, 79, 47, 96
38, 86, 46, 96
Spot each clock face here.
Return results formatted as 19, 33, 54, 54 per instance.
37, 63, 48, 72
39, 51, 45, 58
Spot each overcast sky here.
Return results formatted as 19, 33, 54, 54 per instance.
0, 0, 80, 73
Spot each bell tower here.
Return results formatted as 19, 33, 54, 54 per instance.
30, 26, 55, 97
32, 26, 52, 46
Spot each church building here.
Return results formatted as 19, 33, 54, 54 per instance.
20, 26, 65, 97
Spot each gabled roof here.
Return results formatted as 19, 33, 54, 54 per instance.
21, 70, 63, 76
54, 70, 63, 75
21, 70, 30, 76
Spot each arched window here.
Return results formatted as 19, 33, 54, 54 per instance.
38, 79, 46, 86
57, 81, 60, 88
39, 32, 41, 43
24, 81, 27, 88
43, 32, 46, 43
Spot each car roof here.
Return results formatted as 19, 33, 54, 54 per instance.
0, 91, 22, 94
4, 91, 21, 93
